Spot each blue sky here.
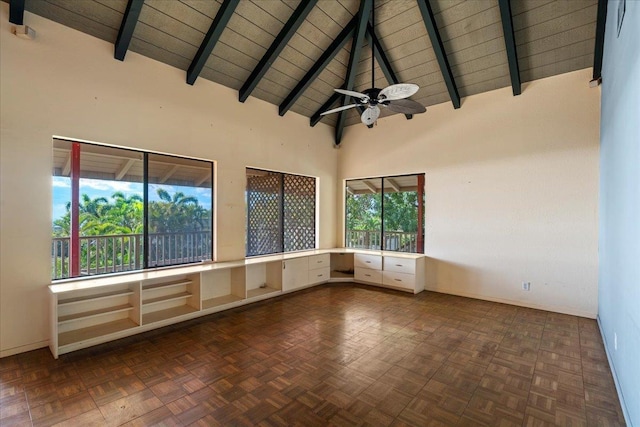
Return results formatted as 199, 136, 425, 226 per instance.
52, 177, 212, 221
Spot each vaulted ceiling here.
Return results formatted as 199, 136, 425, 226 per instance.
7, 0, 606, 145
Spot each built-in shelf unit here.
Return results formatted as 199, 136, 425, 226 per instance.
49, 249, 424, 358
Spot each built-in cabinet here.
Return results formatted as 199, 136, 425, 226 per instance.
49, 250, 424, 358
282, 257, 310, 292
355, 253, 425, 294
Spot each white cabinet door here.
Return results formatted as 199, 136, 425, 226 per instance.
282, 257, 309, 291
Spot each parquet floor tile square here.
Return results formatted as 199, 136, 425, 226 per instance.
0, 285, 627, 426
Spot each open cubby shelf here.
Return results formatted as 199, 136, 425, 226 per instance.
59, 289, 134, 306
247, 286, 280, 299
142, 305, 198, 325
49, 250, 425, 358
58, 318, 138, 347
58, 304, 134, 324
142, 292, 192, 306
142, 279, 192, 291
202, 294, 244, 310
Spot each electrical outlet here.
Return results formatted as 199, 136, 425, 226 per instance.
614, 332, 617, 350
522, 282, 531, 291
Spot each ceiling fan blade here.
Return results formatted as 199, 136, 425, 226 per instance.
361, 106, 380, 126
320, 103, 360, 116
334, 88, 369, 101
386, 99, 426, 114
379, 83, 420, 101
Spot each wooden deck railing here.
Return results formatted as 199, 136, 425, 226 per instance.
345, 229, 418, 253
52, 231, 211, 279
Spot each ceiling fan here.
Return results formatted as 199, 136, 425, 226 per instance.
321, 2, 426, 126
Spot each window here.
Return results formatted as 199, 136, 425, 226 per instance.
52, 139, 213, 279
246, 168, 316, 257
345, 173, 424, 253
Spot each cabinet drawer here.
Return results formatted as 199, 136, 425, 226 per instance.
382, 271, 415, 290
354, 254, 382, 270
308, 267, 330, 285
383, 256, 416, 274
308, 254, 330, 269
355, 268, 382, 284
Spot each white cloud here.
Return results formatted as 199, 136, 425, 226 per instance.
195, 187, 212, 198
52, 177, 71, 188
80, 179, 140, 193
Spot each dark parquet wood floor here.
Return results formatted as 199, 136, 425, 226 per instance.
0, 284, 626, 426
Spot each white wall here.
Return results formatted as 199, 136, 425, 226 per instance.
599, 0, 640, 424
0, 5, 338, 357
338, 68, 600, 318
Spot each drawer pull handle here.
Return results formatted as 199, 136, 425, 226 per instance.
394, 279, 402, 282
317, 261, 322, 263
365, 274, 371, 277
317, 274, 323, 277
365, 261, 371, 263
395, 264, 403, 267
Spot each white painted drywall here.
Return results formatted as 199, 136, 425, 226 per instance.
338, 68, 600, 318
599, 0, 640, 424
0, 5, 338, 357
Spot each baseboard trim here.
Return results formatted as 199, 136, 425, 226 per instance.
1, 340, 48, 358
425, 286, 597, 319
596, 316, 633, 427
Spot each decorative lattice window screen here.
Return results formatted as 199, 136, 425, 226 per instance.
246, 171, 282, 257
283, 174, 316, 252
246, 169, 316, 256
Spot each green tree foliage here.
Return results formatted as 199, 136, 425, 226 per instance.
148, 189, 210, 233
52, 189, 210, 237
383, 191, 419, 232
346, 191, 419, 232
346, 193, 381, 231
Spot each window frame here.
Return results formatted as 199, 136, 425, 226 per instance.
51, 138, 215, 280
245, 167, 318, 257
344, 173, 425, 254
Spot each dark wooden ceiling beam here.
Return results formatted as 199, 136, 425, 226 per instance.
114, 0, 144, 61
498, 0, 521, 96
592, 0, 608, 80
187, 0, 239, 85
279, 15, 357, 117
366, 22, 412, 120
335, 0, 373, 146
416, 0, 460, 109
9, 0, 25, 25
239, 0, 318, 102
310, 92, 341, 127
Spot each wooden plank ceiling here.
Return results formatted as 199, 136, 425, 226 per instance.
14, 0, 598, 144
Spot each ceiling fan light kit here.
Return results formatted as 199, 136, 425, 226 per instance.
320, 1, 426, 128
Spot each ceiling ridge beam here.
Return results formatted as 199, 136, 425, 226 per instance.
592, 0, 608, 81
187, 0, 239, 85
335, 0, 373, 146
498, 0, 521, 96
114, 0, 144, 61
9, 0, 25, 25
366, 22, 412, 120
311, 92, 341, 127
279, 15, 358, 117
239, 0, 318, 103
416, 0, 460, 109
